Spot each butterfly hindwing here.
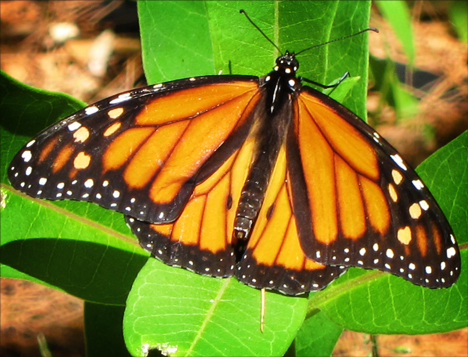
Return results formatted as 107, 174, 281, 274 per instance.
127, 124, 261, 278
128, 133, 347, 294
290, 88, 461, 288
127, 152, 238, 277
237, 145, 347, 294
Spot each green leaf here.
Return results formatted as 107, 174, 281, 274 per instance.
369, 56, 420, 120
294, 311, 343, 357
0, 185, 148, 304
449, 0, 468, 43
138, 1, 372, 118
124, 260, 308, 357
85, 302, 132, 357
375, 1, 415, 66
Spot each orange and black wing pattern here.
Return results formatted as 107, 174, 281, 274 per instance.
127, 137, 346, 294
235, 145, 347, 294
8, 50, 461, 295
8, 76, 260, 224
287, 87, 460, 288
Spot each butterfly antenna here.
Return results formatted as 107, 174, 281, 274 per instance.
240, 9, 282, 55
295, 28, 379, 56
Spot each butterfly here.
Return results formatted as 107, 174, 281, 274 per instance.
8, 13, 460, 296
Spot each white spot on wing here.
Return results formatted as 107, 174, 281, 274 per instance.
84, 179, 94, 188
412, 179, 424, 190
446, 247, 456, 258
391, 154, 407, 171
109, 93, 132, 104
21, 151, 32, 163
419, 200, 429, 211
68, 122, 82, 131
85, 106, 99, 115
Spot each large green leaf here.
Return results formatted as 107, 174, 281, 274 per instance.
138, 1, 371, 118
124, 260, 308, 357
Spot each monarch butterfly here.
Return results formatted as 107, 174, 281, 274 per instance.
8, 10, 460, 296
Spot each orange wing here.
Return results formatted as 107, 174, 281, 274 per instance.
127, 133, 346, 294
8, 78, 260, 224
288, 88, 460, 288
236, 145, 347, 294
126, 139, 254, 277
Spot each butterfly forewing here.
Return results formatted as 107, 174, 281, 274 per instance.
8, 76, 259, 224
290, 88, 461, 288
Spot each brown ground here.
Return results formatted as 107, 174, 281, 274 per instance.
2, 278, 467, 357
335, 329, 468, 357
1, 278, 84, 357
1, 1, 466, 356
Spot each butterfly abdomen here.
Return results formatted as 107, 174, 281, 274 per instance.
233, 73, 295, 258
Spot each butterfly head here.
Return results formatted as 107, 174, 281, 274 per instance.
273, 51, 299, 76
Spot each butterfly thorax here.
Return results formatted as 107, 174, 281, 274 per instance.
260, 51, 301, 115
